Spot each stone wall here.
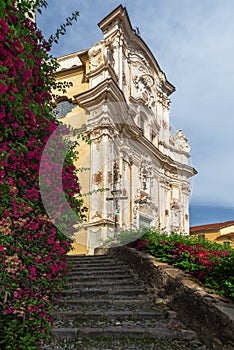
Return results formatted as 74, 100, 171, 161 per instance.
103, 246, 234, 350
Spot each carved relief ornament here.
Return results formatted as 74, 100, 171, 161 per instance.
88, 41, 107, 71
133, 74, 155, 108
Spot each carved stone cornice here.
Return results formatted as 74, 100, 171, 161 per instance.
86, 63, 118, 84
84, 218, 115, 228
74, 78, 127, 111
159, 139, 192, 157
123, 125, 197, 179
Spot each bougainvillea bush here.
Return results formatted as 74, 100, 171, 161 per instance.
0, 1, 84, 348
120, 230, 234, 301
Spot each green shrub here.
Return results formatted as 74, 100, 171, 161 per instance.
129, 229, 234, 300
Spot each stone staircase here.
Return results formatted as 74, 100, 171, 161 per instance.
40, 254, 209, 350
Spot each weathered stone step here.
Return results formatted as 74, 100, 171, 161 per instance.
64, 280, 144, 288
57, 298, 153, 307
67, 255, 111, 262
52, 310, 165, 321
68, 261, 118, 268
53, 297, 163, 313
69, 265, 129, 272
40, 254, 209, 350
51, 326, 197, 341
67, 274, 133, 282
68, 268, 131, 277
62, 286, 148, 298
52, 313, 173, 330
68, 254, 108, 257
40, 336, 207, 350
68, 260, 119, 269
68, 262, 118, 267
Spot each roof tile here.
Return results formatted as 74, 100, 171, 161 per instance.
190, 221, 234, 233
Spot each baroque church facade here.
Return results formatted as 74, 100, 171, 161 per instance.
53, 6, 197, 254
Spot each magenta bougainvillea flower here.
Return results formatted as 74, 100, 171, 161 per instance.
0, 0, 85, 348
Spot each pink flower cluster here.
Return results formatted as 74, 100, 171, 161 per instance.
0, 1, 86, 346
170, 241, 230, 266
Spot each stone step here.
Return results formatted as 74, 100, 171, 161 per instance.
52, 310, 165, 321
67, 274, 134, 282
53, 297, 163, 313
64, 280, 144, 288
50, 326, 197, 341
68, 254, 108, 257
51, 312, 173, 329
68, 261, 117, 268
51, 304, 179, 331
57, 298, 153, 308
68, 268, 131, 277
69, 265, 129, 272
61, 286, 148, 298
67, 255, 111, 262
40, 337, 206, 350
42, 254, 208, 350
68, 260, 118, 267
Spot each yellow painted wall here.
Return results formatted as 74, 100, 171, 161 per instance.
216, 239, 234, 249
191, 232, 219, 242
54, 66, 89, 99
53, 61, 91, 254
191, 230, 234, 248
204, 232, 220, 242
220, 225, 234, 235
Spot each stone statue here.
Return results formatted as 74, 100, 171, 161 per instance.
173, 130, 191, 152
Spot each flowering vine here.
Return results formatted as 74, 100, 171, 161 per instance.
0, 0, 84, 348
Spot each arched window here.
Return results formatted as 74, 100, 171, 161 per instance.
52, 100, 74, 119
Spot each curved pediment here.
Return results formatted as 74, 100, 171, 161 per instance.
98, 5, 175, 97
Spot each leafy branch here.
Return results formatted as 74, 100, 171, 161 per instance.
48, 11, 80, 46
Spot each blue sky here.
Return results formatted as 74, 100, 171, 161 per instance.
37, 0, 234, 226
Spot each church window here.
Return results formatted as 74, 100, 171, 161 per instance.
52, 100, 75, 119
